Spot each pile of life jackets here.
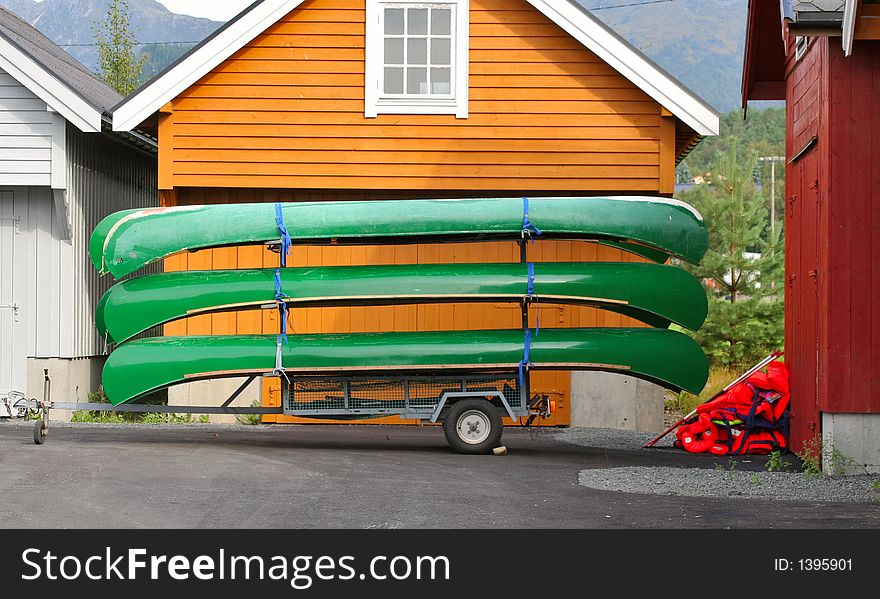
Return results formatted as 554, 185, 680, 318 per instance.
675, 361, 790, 456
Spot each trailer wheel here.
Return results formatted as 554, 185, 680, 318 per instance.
443, 399, 502, 454
33, 420, 46, 445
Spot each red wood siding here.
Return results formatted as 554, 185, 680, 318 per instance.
784, 37, 880, 449
823, 40, 880, 414
785, 36, 824, 449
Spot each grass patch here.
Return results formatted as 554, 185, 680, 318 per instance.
665, 366, 738, 417
71, 387, 203, 425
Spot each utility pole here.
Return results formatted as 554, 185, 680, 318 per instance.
757, 156, 785, 237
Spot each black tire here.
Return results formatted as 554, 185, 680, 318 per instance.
33, 420, 46, 445
442, 399, 503, 454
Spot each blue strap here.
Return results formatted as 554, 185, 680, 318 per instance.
518, 329, 532, 390
527, 263, 540, 335
527, 262, 536, 296
274, 202, 292, 267
522, 197, 543, 241
274, 267, 289, 344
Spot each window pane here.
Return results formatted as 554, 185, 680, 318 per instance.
384, 38, 404, 64
431, 9, 452, 35
407, 38, 427, 65
407, 8, 428, 34
407, 67, 428, 94
385, 8, 404, 35
431, 38, 451, 65
384, 67, 404, 94
431, 68, 451, 94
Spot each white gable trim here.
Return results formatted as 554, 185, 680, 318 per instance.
111, 0, 718, 136
112, 0, 307, 132
0, 35, 102, 132
524, 0, 718, 136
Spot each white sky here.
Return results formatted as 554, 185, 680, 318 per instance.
155, 0, 254, 21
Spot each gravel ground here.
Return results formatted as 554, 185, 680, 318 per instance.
554, 427, 880, 503
577, 467, 880, 503
552, 426, 677, 450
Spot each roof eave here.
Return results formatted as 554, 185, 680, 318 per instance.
0, 31, 102, 132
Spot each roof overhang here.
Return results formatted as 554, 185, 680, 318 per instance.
112, 0, 719, 138
742, 0, 787, 107
0, 32, 102, 132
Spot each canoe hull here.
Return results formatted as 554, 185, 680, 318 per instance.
90, 197, 707, 278
96, 262, 709, 344
101, 328, 709, 405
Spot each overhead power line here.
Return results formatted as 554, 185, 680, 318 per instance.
59, 41, 199, 47
591, 0, 679, 10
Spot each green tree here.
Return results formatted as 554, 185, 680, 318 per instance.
678, 149, 784, 369
93, 0, 148, 95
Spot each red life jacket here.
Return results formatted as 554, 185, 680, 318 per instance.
676, 413, 718, 453
710, 428, 786, 456
675, 361, 790, 456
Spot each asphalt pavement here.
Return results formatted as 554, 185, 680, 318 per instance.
1, 422, 878, 528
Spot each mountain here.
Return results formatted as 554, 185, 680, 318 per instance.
2, 0, 749, 113
0, 0, 221, 76
578, 0, 748, 113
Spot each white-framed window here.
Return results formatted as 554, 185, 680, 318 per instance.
365, 0, 469, 118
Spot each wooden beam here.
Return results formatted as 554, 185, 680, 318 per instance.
158, 110, 175, 190
659, 115, 676, 195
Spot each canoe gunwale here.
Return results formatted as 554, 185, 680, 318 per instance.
185, 362, 635, 380
184, 293, 631, 314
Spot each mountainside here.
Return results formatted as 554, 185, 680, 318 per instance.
579, 0, 747, 112
0, 0, 220, 77
2, 0, 749, 112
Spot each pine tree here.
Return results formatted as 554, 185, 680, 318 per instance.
678, 149, 784, 369
93, 0, 147, 95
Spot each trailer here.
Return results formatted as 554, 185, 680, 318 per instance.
23, 367, 551, 454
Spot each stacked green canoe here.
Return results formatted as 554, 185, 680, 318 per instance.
90, 196, 711, 405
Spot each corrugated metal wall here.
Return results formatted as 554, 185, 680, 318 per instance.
0, 66, 52, 187
66, 124, 158, 357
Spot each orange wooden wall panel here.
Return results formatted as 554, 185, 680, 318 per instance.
164, 0, 671, 192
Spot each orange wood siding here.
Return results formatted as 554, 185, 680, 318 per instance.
163, 0, 675, 192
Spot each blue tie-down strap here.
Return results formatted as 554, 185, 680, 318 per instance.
527, 262, 540, 335
522, 197, 543, 241
518, 329, 533, 390
527, 262, 536, 297
274, 202, 292, 267
275, 268, 289, 344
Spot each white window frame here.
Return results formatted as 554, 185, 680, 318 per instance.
365, 0, 469, 119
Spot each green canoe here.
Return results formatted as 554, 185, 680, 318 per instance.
101, 328, 709, 405
96, 262, 708, 344
90, 197, 707, 279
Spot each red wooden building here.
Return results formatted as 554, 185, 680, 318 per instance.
743, 0, 879, 473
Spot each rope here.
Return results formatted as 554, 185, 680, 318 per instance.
274, 202, 292, 267
522, 197, 543, 241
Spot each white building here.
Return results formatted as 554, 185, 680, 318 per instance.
0, 7, 156, 414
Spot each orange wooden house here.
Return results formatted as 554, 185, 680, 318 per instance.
111, 0, 718, 426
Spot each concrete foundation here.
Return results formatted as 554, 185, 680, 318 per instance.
569, 371, 664, 432
168, 377, 263, 424
821, 413, 880, 475
27, 357, 105, 421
